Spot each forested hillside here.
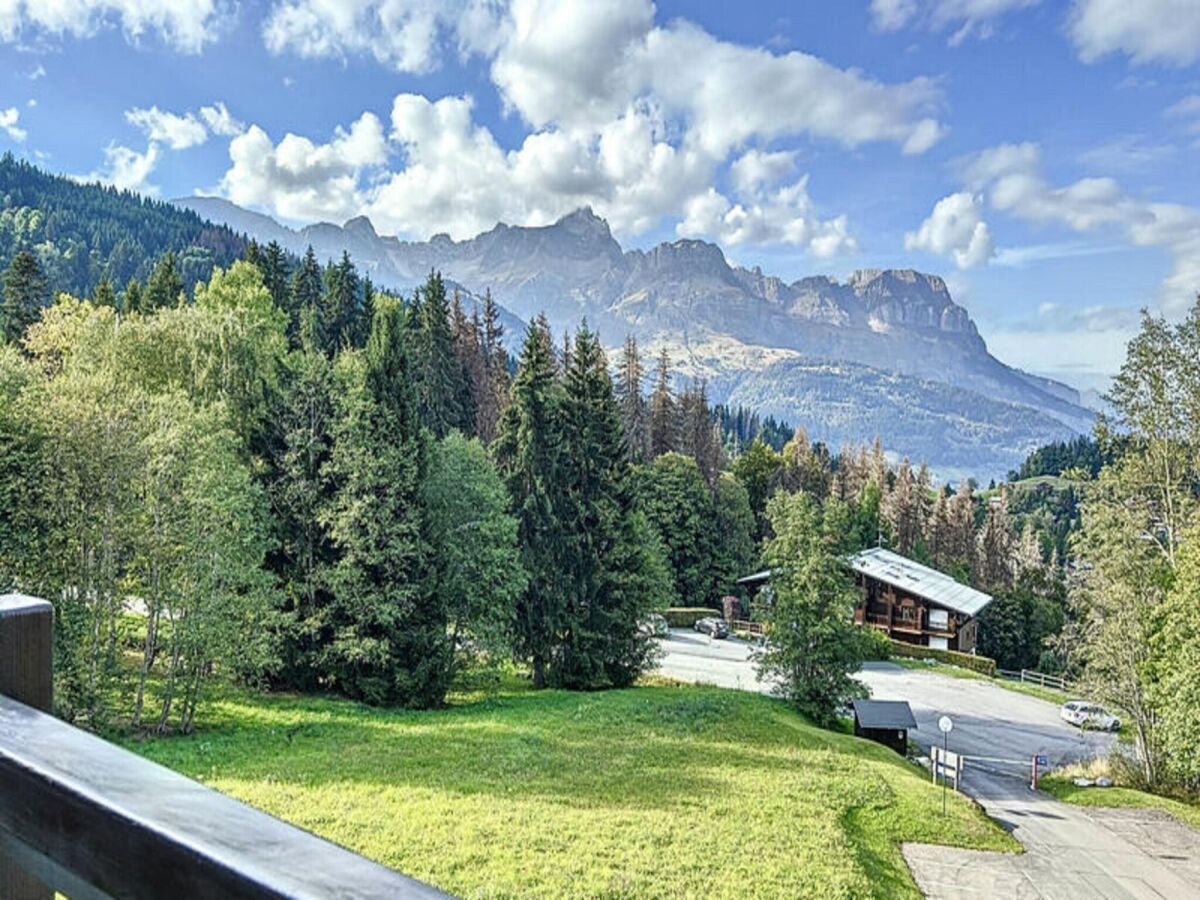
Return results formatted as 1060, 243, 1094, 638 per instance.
0, 153, 245, 298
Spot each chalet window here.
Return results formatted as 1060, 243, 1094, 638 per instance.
928, 608, 948, 631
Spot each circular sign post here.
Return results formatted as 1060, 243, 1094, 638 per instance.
937, 716, 953, 815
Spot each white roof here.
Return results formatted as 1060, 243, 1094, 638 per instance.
847, 547, 993, 618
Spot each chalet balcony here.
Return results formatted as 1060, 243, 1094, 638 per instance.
0, 594, 449, 900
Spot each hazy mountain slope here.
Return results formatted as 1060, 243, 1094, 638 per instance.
173, 197, 1093, 479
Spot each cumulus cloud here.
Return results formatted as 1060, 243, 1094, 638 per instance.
0, 107, 27, 143
200, 101, 244, 137
961, 142, 1200, 315
0, 0, 224, 53
84, 143, 161, 194
869, 0, 1039, 44
125, 106, 208, 149
905, 191, 994, 268
238, 0, 950, 252
1068, 0, 1200, 66
218, 113, 388, 224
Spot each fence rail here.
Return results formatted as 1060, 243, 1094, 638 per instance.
729, 619, 766, 637
996, 667, 1074, 692
0, 593, 449, 900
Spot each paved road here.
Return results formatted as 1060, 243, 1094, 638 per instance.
655, 630, 1200, 899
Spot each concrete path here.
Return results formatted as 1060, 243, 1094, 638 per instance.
654, 630, 1199, 898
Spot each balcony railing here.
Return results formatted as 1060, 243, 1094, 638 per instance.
0, 593, 450, 899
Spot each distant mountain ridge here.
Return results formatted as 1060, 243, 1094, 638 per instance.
174, 196, 1093, 480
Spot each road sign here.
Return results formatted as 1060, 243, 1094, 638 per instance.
938, 715, 953, 734
1035, 755, 1048, 766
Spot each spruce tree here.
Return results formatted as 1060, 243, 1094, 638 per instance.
122, 277, 142, 316
555, 324, 654, 688
324, 295, 445, 706
614, 335, 648, 463
494, 318, 565, 688
144, 251, 183, 311
1, 249, 47, 342
648, 348, 676, 457
322, 252, 360, 351
450, 292, 482, 436
477, 288, 510, 444
262, 241, 290, 312
267, 339, 337, 690
92, 275, 116, 309
412, 271, 467, 437
291, 247, 325, 351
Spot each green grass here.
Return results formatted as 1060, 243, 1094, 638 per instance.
890, 658, 1071, 705
1041, 768, 1200, 832
120, 679, 1016, 898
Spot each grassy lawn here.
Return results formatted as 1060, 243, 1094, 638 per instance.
890, 658, 1071, 705
1041, 765, 1200, 832
121, 679, 1015, 898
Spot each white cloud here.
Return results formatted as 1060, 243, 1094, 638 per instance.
218, 113, 388, 224
0, 0, 224, 53
199, 101, 243, 136
678, 178, 857, 254
1166, 94, 1200, 135
730, 149, 797, 196
960, 142, 1200, 315
125, 105, 208, 149
28, 63, 45, 79
240, 0, 948, 252
1068, 0, 1200, 66
263, 0, 455, 73
84, 143, 161, 195
870, 0, 1039, 44
0, 107, 27, 143
905, 191, 994, 268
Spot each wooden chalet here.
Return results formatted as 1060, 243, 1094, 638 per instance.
736, 547, 993, 654
847, 547, 992, 653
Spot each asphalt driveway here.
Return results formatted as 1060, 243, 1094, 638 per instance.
653, 629, 1200, 898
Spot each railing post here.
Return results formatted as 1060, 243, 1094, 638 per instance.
0, 594, 55, 900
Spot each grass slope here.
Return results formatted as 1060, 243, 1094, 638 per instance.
123, 681, 1015, 898
1041, 772, 1200, 832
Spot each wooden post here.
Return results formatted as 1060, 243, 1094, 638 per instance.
0, 594, 55, 900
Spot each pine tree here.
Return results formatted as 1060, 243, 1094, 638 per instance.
1, 249, 47, 342
322, 252, 360, 351
883, 459, 922, 556
324, 295, 444, 706
92, 275, 116, 309
291, 247, 325, 351
261, 241, 290, 311
494, 318, 565, 688
678, 382, 722, 487
614, 335, 648, 463
555, 325, 655, 688
945, 480, 977, 579
976, 490, 1016, 591
476, 289, 510, 444
648, 348, 676, 457
450, 292, 482, 436
412, 271, 467, 437
144, 251, 183, 311
122, 277, 142, 316
267, 341, 337, 691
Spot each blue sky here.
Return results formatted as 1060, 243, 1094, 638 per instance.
2, 0, 1199, 390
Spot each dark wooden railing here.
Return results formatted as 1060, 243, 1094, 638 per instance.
0, 593, 451, 899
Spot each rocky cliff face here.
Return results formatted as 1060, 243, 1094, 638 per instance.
173, 197, 1091, 479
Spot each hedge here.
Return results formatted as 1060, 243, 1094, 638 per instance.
659, 607, 717, 628
888, 640, 996, 676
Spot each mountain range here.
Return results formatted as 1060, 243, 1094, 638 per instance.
175, 196, 1094, 481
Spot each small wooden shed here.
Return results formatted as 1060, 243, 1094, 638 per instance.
851, 699, 917, 756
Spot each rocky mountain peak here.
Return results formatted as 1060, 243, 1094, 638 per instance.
343, 215, 378, 239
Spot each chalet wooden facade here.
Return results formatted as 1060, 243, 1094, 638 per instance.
736, 547, 993, 654
847, 548, 992, 653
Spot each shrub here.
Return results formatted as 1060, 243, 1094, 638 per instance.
860, 628, 892, 661
660, 607, 717, 628
888, 640, 996, 676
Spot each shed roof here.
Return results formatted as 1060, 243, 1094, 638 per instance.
736, 569, 772, 586
852, 699, 917, 730
847, 547, 993, 618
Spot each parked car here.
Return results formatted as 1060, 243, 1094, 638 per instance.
638, 613, 670, 638
693, 617, 729, 639
1060, 700, 1121, 732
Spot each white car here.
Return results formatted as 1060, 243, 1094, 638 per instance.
1060, 700, 1121, 732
